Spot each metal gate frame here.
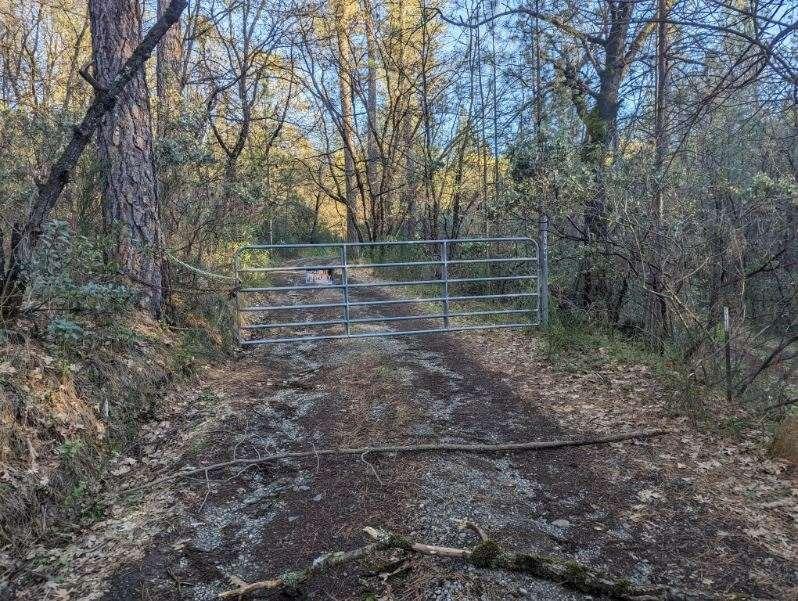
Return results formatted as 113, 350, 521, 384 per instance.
234, 237, 545, 346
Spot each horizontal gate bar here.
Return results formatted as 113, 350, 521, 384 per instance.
237, 256, 537, 274
447, 256, 537, 265
448, 274, 536, 284
241, 308, 533, 332
241, 322, 535, 346
238, 237, 536, 252
240, 301, 346, 312
242, 319, 346, 330
241, 274, 538, 294
346, 292, 537, 309
348, 308, 532, 324
448, 292, 538, 301
240, 283, 345, 293
241, 292, 538, 313
238, 259, 440, 272
238, 264, 344, 273
348, 278, 442, 289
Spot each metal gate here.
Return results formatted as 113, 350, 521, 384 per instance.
234, 237, 544, 346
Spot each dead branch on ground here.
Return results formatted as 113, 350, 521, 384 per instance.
126, 429, 670, 494
219, 523, 725, 600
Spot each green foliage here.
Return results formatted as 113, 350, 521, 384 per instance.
63, 480, 88, 508
506, 135, 592, 210
155, 114, 216, 168
254, 197, 339, 244
0, 107, 73, 212
46, 317, 85, 346
101, 323, 142, 348
28, 220, 135, 314
57, 439, 85, 459
197, 387, 219, 404
542, 308, 675, 374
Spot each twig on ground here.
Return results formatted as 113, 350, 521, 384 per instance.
124, 429, 671, 494
457, 518, 489, 542
218, 538, 392, 598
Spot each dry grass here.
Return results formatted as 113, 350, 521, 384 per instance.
770, 412, 798, 463
0, 312, 182, 556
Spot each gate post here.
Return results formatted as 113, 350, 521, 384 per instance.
341, 244, 351, 336
538, 214, 550, 326
233, 252, 242, 344
441, 240, 450, 329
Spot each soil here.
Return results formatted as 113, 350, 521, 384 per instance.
6, 269, 796, 601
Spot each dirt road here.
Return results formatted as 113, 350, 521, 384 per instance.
11, 282, 796, 600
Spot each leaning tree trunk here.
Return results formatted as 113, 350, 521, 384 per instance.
90, 0, 164, 317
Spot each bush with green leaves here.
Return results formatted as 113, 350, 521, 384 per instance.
46, 317, 85, 346
26, 220, 135, 314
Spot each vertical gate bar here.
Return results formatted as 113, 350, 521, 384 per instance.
441, 240, 450, 329
538, 214, 550, 326
341, 244, 351, 336
234, 252, 242, 344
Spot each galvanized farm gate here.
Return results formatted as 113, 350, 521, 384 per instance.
234, 235, 549, 346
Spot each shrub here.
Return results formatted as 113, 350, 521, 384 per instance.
46, 317, 85, 346
26, 220, 135, 314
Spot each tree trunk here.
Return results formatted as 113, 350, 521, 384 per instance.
397, 0, 418, 239
573, 5, 632, 316
646, 0, 670, 347
363, 0, 380, 236
90, 0, 165, 317
332, 0, 359, 243
419, 2, 437, 240
156, 0, 183, 135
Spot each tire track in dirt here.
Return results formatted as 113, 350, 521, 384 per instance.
96, 277, 596, 600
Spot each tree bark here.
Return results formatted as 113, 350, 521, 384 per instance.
156, 0, 183, 135
90, 0, 165, 317
332, 0, 359, 243
363, 0, 380, 236
646, 0, 670, 347
420, 1, 437, 239
575, 12, 628, 315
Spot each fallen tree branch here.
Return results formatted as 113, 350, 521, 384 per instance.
219, 523, 725, 600
458, 518, 489, 542
125, 429, 670, 494
218, 538, 395, 598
